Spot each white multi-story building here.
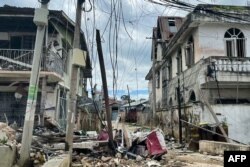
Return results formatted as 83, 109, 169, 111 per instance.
147, 4, 250, 144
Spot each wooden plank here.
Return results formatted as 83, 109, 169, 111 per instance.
122, 123, 132, 148
199, 89, 230, 143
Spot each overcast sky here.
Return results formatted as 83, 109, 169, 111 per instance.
0, 0, 247, 100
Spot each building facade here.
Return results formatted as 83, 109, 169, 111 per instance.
146, 16, 183, 111
0, 5, 91, 128
147, 4, 250, 144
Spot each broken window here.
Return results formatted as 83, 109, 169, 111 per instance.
177, 49, 182, 75
185, 37, 194, 68
224, 28, 246, 58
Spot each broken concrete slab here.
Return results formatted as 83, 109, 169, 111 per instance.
199, 140, 250, 155
101, 156, 112, 162
86, 131, 98, 138
52, 141, 108, 150
42, 154, 69, 167
0, 144, 16, 167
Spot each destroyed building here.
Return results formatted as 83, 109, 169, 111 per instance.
0, 5, 91, 128
146, 4, 250, 144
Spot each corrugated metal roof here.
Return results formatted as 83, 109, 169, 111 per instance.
122, 99, 148, 107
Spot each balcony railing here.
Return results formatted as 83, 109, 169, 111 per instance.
208, 56, 250, 72
0, 49, 64, 76
162, 56, 250, 106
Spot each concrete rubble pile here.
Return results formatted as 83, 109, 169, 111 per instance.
69, 124, 224, 167
0, 122, 16, 143
1, 118, 68, 167
0, 122, 18, 167
0, 120, 225, 167
70, 127, 170, 167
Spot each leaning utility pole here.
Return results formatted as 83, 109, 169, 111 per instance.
151, 39, 157, 126
65, 0, 85, 163
96, 29, 114, 146
18, 0, 50, 166
176, 78, 182, 144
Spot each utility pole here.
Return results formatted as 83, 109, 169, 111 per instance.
96, 29, 114, 147
152, 39, 157, 126
65, 0, 85, 163
19, 0, 50, 166
176, 78, 182, 144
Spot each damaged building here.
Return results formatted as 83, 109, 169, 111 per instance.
146, 4, 250, 144
0, 5, 91, 128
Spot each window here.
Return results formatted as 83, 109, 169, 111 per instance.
189, 91, 196, 102
156, 71, 160, 88
224, 28, 245, 58
168, 58, 172, 80
10, 35, 35, 50
168, 18, 177, 32
23, 36, 35, 49
185, 37, 194, 68
162, 65, 168, 88
177, 49, 182, 75
0, 40, 9, 49
10, 36, 22, 49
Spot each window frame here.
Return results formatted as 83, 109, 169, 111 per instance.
185, 37, 194, 68
224, 28, 246, 58
177, 49, 182, 75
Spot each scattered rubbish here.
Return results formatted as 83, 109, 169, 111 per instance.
86, 131, 98, 138
101, 156, 112, 162
97, 127, 109, 141
0, 119, 223, 167
0, 122, 16, 142
147, 160, 161, 167
146, 129, 167, 157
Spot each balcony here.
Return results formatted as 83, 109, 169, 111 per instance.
204, 56, 250, 87
163, 56, 250, 106
0, 49, 65, 82
210, 56, 250, 73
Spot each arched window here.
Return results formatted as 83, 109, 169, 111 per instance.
185, 36, 194, 68
224, 28, 246, 58
189, 90, 196, 102
169, 98, 173, 107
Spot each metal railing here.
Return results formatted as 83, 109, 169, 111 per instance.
0, 49, 35, 70
0, 49, 65, 76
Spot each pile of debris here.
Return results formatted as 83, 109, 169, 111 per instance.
0, 122, 16, 144
0, 122, 18, 167
0, 119, 225, 167
72, 152, 163, 167
70, 126, 169, 167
